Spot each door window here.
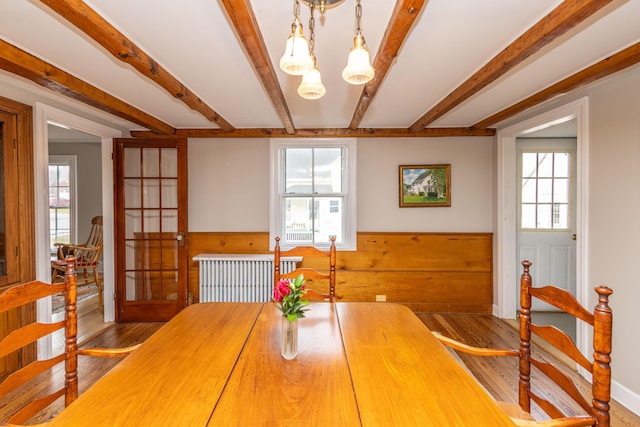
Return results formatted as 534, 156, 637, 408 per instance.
520, 151, 571, 230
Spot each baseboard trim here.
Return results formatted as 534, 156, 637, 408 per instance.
612, 379, 640, 417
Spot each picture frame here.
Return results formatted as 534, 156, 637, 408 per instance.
399, 164, 451, 207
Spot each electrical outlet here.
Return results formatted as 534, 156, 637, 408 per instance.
375, 295, 386, 302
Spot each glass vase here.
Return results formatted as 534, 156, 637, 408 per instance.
281, 316, 298, 360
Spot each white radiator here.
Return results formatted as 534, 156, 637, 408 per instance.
193, 254, 301, 303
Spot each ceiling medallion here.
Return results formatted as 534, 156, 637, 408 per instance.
300, 0, 345, 14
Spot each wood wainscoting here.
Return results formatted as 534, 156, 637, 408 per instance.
187, 232, 492, 313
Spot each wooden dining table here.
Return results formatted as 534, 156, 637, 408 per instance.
48, 302, 516, 426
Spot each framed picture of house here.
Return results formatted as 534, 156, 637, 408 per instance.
399, 164, 451, 207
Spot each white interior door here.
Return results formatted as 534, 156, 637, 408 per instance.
516, 139, 577, 310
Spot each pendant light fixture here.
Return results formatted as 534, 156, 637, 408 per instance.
280, 0, 313, 76
342, 0, 375, 85
280, 0, 375, 99
298, 3, 326, 99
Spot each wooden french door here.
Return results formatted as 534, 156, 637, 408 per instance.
114, 138, 188, 322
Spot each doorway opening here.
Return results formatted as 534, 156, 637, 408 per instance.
496, 97, 589, 357
34, 103, 122, 359
516, 120, 577, 341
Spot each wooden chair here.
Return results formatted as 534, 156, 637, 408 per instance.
51, 215, 104, 313
0, 258, 139, 426
273, 236, 337, 302
434, 260, 613, 427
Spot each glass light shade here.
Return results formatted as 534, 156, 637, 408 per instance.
279, 20, 313, 76
298, 67, 326, 99
342, 35, 375, 85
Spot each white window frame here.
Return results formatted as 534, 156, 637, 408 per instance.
270, 138, 356, 251
48, 155, 77, 256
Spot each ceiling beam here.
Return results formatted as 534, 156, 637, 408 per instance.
349, 0, 426, 130
38, 0, 235, 132
409, 0, 615, 132
474, 42, 640, 128
130, 127, 495, 139
0, 40, 175, 134
220, 0, 296, 134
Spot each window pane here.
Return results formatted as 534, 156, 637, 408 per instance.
553, 178, 569, 203
284, 197, 312, 243
538, 153, 553, 177
537, 178, 552, 203
285, 148, 312, 193
48, 165, 57, 184
314, 197, 343, 243
521, 204, 536, 229
314, 148, 342, 193
143, 179, 160, 208
142, 148, 159, 177
537, 204, 552, 228
124, 178, 141, 209
124, 147, 140, 176
521, 178, 536, 203
553, 204, 569, 229
161, 179, 177, 208
160, 148, 177, 176
554, 152, 569, 177
521, 153, 537, 178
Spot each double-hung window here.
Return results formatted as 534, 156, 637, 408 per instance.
49, 155, 76, 258
270, 138, 356, 250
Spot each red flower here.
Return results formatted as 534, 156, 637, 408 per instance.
273, 279, 291, 302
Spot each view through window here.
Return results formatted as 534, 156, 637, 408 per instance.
520, 151, 571, 230
271, 139, 356, 249
49, 156, 76, 258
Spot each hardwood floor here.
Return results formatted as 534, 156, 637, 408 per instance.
52, 294, 113, 353
2, 308, 638, 425
417, 312, 640, 426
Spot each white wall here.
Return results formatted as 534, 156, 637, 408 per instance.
587, 67, 640, 401
188, 136, 494, 233
188, 139, 271, 231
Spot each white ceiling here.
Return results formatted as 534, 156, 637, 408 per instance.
1, 0, 639, 133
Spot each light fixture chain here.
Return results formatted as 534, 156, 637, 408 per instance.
355, 0, 362, 34
294, 0, 301, 19
308, 3, 316, 58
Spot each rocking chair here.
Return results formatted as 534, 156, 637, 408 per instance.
51, 215, 104, 313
